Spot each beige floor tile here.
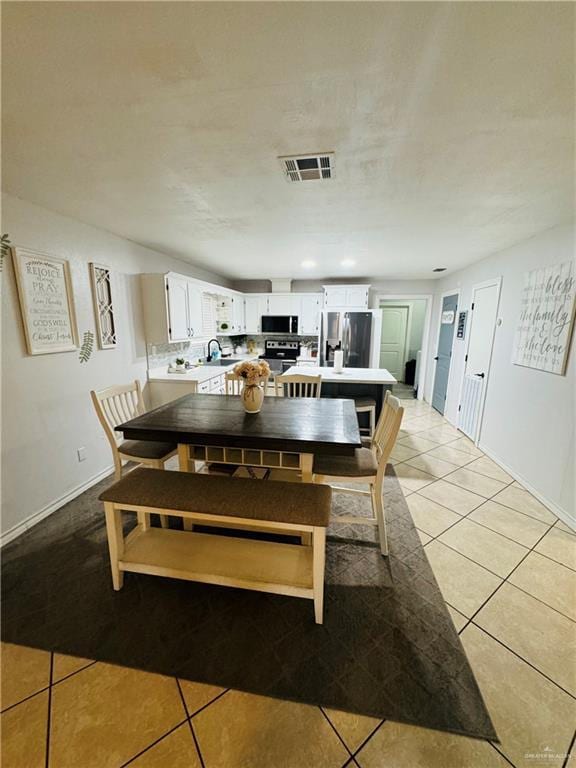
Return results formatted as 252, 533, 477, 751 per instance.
438, 518, 528, 578
444, 468, 507, 499
509, 552, 576, 621
414, 426, 461, 445
474, 582, 576, 696
323, 707, 381, 752
425, 541, 502, 617
178, 679, 226, 715
491, 485, 557, 524
53, 653, 94, 683
398, 435, 441, 453
0, 643, 51, 711
556, 520, 576, 536
193, 691, 349, 768
426, 444, 477, 467
50, 662, 187, 768
129, 724, 202, 768
464, 456, 514, 484
461, 623, 576, 767
406, 454, 459, 478
417, 479, 486, 515
355, 720, 507, 768
535, 526, 576, 570
446, 604, 468, 632
468, 500, 550, 548
406, 494, 461, 537
390, 443, 421, 462
394, 463, 436, 492
416, 528, 433, 545
0, 690, 48, 768
447, 437, 484, 458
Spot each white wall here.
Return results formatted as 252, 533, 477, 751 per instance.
425, 225, 575, 523
1, 194, 230, 541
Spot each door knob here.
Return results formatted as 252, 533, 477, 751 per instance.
474, 372, 485, 378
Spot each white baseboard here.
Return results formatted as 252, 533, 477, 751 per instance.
478, 444, 575, 532
0, 464, 114, 547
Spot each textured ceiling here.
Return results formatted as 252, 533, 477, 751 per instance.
2, 2, 574, 279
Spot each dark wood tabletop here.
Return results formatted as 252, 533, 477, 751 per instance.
116, 394, 361, 455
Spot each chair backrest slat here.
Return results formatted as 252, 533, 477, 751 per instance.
225, 371, 269, 396
275, 373, 322, 399
91, 380, 146, 449
374, 392, 404, 466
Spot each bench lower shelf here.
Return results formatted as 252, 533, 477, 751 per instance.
119, 527, 314, 598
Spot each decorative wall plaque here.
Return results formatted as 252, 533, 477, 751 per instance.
513, 259, 575, 375
12, 247, 78, 355
90, 263, 117, 348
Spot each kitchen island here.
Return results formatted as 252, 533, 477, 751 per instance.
283, 365, 397, 421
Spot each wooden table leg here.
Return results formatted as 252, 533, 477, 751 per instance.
301, 453, 314, 483
178, 444, 195, 473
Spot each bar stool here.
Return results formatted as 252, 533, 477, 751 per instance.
354, 397, 376, 437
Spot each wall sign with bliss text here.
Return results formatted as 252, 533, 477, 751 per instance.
513, 259, 575, 375
12, 247, 79, 355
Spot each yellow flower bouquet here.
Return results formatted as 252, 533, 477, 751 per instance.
233, 360, 270, 412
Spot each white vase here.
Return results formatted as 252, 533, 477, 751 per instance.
242, 383, 264, 413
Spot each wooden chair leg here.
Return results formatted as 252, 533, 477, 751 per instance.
104, 502, 124, 590
369, 406, 376, 437
113, 453, 123, 482
312, 527, 326, 624
371, 481, 388, 557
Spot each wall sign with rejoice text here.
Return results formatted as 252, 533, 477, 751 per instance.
512, 259, 575, 375
12, 247, 79, 355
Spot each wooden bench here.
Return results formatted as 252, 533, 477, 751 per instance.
99, 468, 332, 623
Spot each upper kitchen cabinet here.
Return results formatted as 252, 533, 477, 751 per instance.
267, 294, 301, 316
216, 293, 245, 334
244, 295, 269, 333
299, 294, 322, 334
323, 284, 370, 310
141, 273, 207, 344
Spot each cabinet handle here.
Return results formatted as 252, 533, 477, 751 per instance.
190, 327, 194, 337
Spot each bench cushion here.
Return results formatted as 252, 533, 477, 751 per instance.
354, 397, 376, 409
99, 467, 331, 527
313, 447, 377, 477
119, 440, 177, 460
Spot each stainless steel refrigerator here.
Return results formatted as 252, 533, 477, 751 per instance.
320, 311, 373, 368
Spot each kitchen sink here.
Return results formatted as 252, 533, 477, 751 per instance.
204, 358, 242, 366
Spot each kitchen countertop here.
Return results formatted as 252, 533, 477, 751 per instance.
282, 365, 397, 385
148, 354, 259, 385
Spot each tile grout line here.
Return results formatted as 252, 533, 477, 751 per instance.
561, 729, 576, 768
318, 707, 354, 760
350, 719, 388, 762
175, 678, 207, 768
120, 717, 191, 767
489, 740, 517, 767
44, 652, 54, 768
1, 683, 51, 715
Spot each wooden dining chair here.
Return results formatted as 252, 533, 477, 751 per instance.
313, 392, 404, 556
274, 373, 322, 399
91, 380, 177, 527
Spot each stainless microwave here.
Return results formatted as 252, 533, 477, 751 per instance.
261, 315, 298, 334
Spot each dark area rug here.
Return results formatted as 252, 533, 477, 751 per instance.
1, 466, 496, 740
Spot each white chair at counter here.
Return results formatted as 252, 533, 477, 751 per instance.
274, 373, 322, 399
313, 392, 404, 556
225, 371, 270, 396
91, 380, 177, 527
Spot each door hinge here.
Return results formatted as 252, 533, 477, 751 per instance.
168, 326, 172, 335
471, 302, 475, 310
458, 404, 461, 412
166, 283, 169, 290
465, 354, 468, 362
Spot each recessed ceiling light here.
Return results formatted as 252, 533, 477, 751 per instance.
433, 267, 447, 272
301, 260, 316, 269
341, 259, 356, 267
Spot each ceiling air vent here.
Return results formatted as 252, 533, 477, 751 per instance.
278, 153, 334, 182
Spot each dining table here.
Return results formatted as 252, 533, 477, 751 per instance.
115, 393, 361, 482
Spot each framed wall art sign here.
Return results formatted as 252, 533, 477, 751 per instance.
89, 263, 117, 349
12, 247, 79, 355
512, 259, 576, 375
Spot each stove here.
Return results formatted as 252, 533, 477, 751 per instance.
259, 339, 301, 373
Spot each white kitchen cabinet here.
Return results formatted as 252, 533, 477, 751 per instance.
230, 295, 245, 334
141, 273, 209, 344
323, 284, 370, 310
267, 294, 294, 315
166, 275, 190, 341
244, 295, 269, 333
299, 294, 322, 334
187, 284, 204, 339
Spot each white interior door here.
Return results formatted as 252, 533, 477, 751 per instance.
379, 306, 409, 380
459, 281, 501, 441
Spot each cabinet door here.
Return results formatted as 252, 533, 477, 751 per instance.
300, 294, 321, 334
324, 287, 348, 308
267, 294, 293, 315
166, 275, 190, 341
245, 295, 268, 333
346, 286, 369, 308
231, 296, 245, 333
187, 284, 204, 338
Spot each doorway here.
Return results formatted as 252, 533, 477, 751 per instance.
379, 298, 428, 397
432, 293, 459, 414
458, 279, 501, 442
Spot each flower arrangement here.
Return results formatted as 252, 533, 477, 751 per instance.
233, 359, 270, 385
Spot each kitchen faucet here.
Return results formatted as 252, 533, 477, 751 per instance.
206, 338, 222, 362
